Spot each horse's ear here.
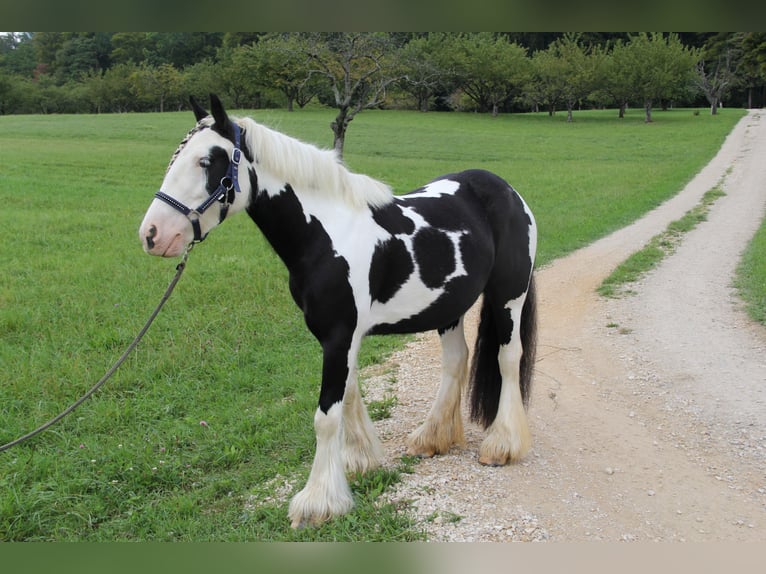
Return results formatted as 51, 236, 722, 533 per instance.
190, 96, 209, 122
209, 93, 230, 130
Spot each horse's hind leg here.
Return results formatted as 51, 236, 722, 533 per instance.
406, 316, 468, 457
478, 293, 531, 466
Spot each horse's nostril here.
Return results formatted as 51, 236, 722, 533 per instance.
146, 225, 157, 249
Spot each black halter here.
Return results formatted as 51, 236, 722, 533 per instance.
154, 123, 243, 243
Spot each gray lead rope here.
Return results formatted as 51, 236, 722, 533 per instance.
0, 245, 193, 453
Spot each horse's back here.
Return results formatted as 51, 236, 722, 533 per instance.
365, 169, 534, 336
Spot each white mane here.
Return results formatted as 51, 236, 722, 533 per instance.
237, 116, 393, 210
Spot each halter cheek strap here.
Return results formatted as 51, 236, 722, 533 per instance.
154, 123, 243, 243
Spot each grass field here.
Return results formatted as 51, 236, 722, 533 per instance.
736, 218, 766, 324
0, 106, 748, 541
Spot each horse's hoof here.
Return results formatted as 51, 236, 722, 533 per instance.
406, 445, 436, 458
478, 453, 511, 467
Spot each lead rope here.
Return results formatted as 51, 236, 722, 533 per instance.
0, 244, 194, 453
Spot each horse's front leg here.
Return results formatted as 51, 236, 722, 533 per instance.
342, 364, 384, 474
288, 401, 350, 528
288, 331, 381, 528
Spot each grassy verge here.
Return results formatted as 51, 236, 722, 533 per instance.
735, 217, 766, 326
0, 107, 745, 540
598, 183, 727, 298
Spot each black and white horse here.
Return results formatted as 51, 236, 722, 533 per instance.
139, 95, 538, 528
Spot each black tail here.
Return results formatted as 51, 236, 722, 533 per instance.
469, 275, 538, 428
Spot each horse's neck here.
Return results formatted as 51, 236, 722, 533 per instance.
246, 183, 344, 271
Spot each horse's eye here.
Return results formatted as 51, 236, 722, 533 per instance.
199, 157, 211, 169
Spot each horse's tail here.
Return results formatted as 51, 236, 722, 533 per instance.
469, 273, 537, 428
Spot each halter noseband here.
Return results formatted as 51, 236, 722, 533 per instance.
154, 123, 243, 243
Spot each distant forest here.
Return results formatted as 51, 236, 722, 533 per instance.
1, 32, 765, 119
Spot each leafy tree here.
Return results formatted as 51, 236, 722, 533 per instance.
597, 39, 636, 118
696, 33, 740, 115
146, 32, 222, 69
222, 32, 265, 50
31, 32, 65, 72
0, 72, 19, 114
452, 33, 530, 116
0, 32, 36, 77
397, 33, 456, 112
131, 63, 184, 112
110, 32, 152, 65
624, 33, 699, 122
302, 32, 401, 157
554, 34, 605, 122
527, 43, 568, 115
183, 59, 224, 106
82, 62, 139, 113
218, 47, 267, 108
738, 32, 766, 108
53, 35, 99, 83
528, 35, 606, 120
100, 62, 138, 112
236, 34, 317, 111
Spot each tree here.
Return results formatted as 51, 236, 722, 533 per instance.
598, 39, 636, 118
183, 59, 224, 107
53, 35, 100, 83
397, 33, 456, 112
302, 32, 401, 157
696, 40, 738, 115
131, 63, 183, 112
554, 34, 604, 122
452, 33, 530, 116
110, 32, 152, 66
737, 32, 766, 109
236, 34, 317, 112
0, 32, 36, 77
527, 46, 567, 114
623, 33, 699, 123
213, 47, 262, 109
147, 33, 222, 69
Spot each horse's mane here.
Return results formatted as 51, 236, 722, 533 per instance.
237, 116, 393, 210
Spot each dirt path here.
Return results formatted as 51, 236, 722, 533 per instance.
368, 110, 766, 541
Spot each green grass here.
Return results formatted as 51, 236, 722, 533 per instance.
0, 106, 746, 541
598, 183, 727, 298
735, 218, 766, 326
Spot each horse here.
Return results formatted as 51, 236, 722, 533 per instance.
139, 94, 538, 528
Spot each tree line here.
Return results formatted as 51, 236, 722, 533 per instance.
2, 32, 765, 155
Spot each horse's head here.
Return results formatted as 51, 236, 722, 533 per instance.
139, 94, 251, 257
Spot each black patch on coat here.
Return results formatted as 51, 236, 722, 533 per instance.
371, 201, 416, 234
246, 184, 357, 413
369, 237, 414, 304
204, 146, 230, 195
413, 227, 456, 289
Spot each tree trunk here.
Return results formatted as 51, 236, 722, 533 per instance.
710, 96, 719, 115
331, 106, 351, 159
644, 99, 653, 123
618, 101, 626, 119
333, 130, 345, 157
